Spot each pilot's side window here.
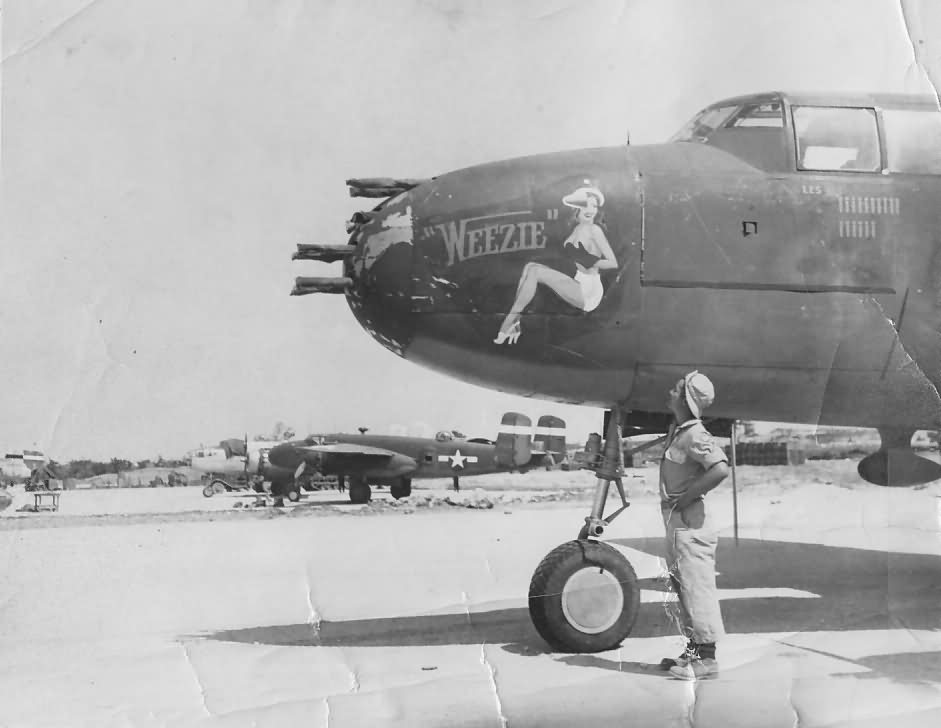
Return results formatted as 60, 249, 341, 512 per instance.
883, 109, 941, 174
793, 106, 880, 172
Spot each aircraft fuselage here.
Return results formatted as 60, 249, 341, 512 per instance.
336, 92, 941, 431
269, 432, 544, 483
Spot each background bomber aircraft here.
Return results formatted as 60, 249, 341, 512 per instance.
291, 90, 941, 654
267, 412, 566, 503
191, 414, 565, 504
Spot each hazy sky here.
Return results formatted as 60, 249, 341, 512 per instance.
2, 0, 938, 461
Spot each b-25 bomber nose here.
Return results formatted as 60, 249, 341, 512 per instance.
339, 148, 641, 375
290, 177, 430, 353
292, 148, 643, 401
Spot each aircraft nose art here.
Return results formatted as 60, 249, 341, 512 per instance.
400, 148, 641, 357
339, 147, 642, 378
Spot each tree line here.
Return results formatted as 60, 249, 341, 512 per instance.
47, 457, 189, 480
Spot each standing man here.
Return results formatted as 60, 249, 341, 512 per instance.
659, 371, 729, 680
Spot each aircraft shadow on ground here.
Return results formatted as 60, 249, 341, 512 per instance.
615, 536, 941, 637
202, 538, 941, 664
551, 538, 941, 685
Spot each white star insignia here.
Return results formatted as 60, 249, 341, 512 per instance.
438, 449, 478, 469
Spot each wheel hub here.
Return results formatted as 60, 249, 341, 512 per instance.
560, 566, 624, 634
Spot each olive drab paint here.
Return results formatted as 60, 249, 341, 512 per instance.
294, 90, 941, 485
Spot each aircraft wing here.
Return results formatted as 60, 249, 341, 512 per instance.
269, 441, 401, 471
299, 443, 398, 460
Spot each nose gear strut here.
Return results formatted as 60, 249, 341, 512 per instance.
580, 404, 633, 539
526, 403, 643, 653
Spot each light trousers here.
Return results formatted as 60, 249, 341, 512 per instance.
662, 499, 725, 644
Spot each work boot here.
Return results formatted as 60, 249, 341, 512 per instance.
660, 642, 697, 670
659, 651, 692, 670
669, 657, 719, 680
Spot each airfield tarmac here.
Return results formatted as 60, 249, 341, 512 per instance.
2, 464, 941, 727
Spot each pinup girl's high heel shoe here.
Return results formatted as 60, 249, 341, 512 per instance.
493, 321, 521, 345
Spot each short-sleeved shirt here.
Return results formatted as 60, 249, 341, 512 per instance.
659, 419, 727, 505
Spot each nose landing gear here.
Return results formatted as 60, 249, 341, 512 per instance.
527, 405, 641, 652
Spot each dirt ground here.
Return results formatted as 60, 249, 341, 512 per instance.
2, 462, 940, 727
3, 458, 925, 528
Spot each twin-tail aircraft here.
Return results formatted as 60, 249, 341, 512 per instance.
289, 90, 941, 653
266, 413, 566, 503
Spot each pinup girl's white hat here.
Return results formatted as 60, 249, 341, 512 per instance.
563, 183, 605, 209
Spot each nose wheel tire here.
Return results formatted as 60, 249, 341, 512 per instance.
202, 484, 214, 498
528, 540, 640, 653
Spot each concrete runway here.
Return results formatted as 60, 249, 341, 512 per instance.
2, 480, 940, 727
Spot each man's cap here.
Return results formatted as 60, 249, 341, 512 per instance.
683, 371, 715, 418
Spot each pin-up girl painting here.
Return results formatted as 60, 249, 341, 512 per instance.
494, 183, 618, 344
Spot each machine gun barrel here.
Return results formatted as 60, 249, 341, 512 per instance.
291, 277, 352, 296
346, 177, 429, 198
293, 244, 356, 262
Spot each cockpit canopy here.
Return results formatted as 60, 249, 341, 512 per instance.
671, 99, 785, 142
670, 91, 941, 174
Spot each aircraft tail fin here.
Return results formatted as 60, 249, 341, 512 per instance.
496, 412, 532, 467
220, 437, 247, 459
534, 415, 566, 465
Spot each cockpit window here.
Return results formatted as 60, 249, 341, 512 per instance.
793, 106, 880, 172
727, 101, 784, 128
670, 100, 783, 142
670, 105, 739, 142
434, 431, 453, 442
882, 109, 941, 174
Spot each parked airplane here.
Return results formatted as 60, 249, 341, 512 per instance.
187, 437, 293, 498
1, 450, 48, 511
267, 413, 566, 503
290, 90, 941, 653
0, 450, 47, 484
